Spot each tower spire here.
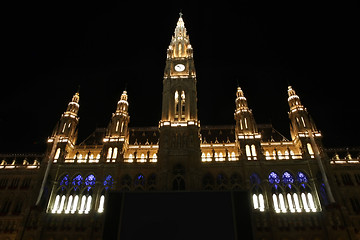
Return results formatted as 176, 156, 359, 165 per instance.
167, 12, 193, 59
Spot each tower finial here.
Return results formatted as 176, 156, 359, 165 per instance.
179, 10, 183, 18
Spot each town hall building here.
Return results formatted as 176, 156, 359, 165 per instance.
0, 13, 359, 240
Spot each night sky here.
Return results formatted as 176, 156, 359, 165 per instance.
1, 1, 358, 153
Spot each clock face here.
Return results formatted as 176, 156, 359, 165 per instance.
174, 64, 185, 72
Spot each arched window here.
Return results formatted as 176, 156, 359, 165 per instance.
116, 121, 120, 132
174, 91, 179, 120
151, 153, 157, 163
218, 152, 225, 161
59, 174, 69, 187
265, 151, 271, 160
268, 172, 286, 213
297, 171, 308, 183
112, 147, 118, 161
173, 176, 185, 191
98, 194, 105, 213
250, 173, 261, 185
128, 154, 134, 163
148, 174, 157, 191
251, 145, 257, 158
216, 173, 228, 190
120, 175, 132, 191
139, 153, 146, 163
298, 180, 317, 212
85, 175, 96, 189
230, 173, 242, 190
54, 148, 61, 162
282, 171, 294, 185
307, 143, 314, 158
245, 145, 251, 160
98, 175, 114, 213
202, 173, 215, 190
250, 173, 264, 211
201, 152, 206, 162
207, 153, 212, 162
284, 150, 290, 159
134, 174, 146, 188
214, 152, 218, 161
181, 91, 185, 120
72, 174, 83, 190
230, 152, 236, 161
268, 172, 280, 184
51, 174, 69, 213
107, 147, 112, 161
282, 171, 299, 213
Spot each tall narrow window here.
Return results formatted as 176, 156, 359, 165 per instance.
174, 91, 179, 121
207, 153, 212, 162
245, 145, 251, 160
54, 148, 61, 162
251, 145, 257, 159
128, 154, 134, 163
201, 153, 206, 162
151, 153, 157, 163
244, 118, 248, 129
98, 195, 105, 213
120, 122, 124, 132
112, 147, 118, 161
115, 121, 120, 132
301, 116, 306, 127
231, 152, 236, 161
307, 143, 314, 158
181, 91, 185, 121
107, 147, 112, 161
62, 123, 66, 133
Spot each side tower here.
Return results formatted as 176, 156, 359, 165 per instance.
234, 87, 262, 160
158, 13, 201, 190
287, 86, 322, 158
47, 91, 80, 163
103, 90, 130, 162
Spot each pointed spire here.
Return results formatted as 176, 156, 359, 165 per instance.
167, 12, 193, 59
72, 91, 80, 104
287, 86, 304, 111
235, 87, 249, 111
116, 90, 129, 113
65, 91, 80, 116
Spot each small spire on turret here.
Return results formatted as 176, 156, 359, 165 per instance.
116, 90, 129, 113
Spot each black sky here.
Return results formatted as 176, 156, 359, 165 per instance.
1, 1, 358, 153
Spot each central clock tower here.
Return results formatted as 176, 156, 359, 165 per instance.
158, 13, 201, 190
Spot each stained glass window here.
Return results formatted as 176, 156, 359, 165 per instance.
104, 175, 113, 186
268, 172, 280, 184
134, 174, 145, 186
282, 171, 294, 184
85, 175, 96, 186
250, 173, 261, 185
59, 174, 69, 186
72, 175, 83, 187
297, 172, 308, 183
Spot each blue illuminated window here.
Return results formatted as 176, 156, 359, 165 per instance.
268, 172, 280, 184
297, 172, 308, 183
250, 173, 261, 185
282, 171, 294, 184
59, 174, 69, 186
135, 174, 145, 186
72, 175, 83, 186
104, 175, 113, 186
85, 175, 96, 186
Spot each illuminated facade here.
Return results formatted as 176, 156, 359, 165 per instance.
1, 13, 360, 240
